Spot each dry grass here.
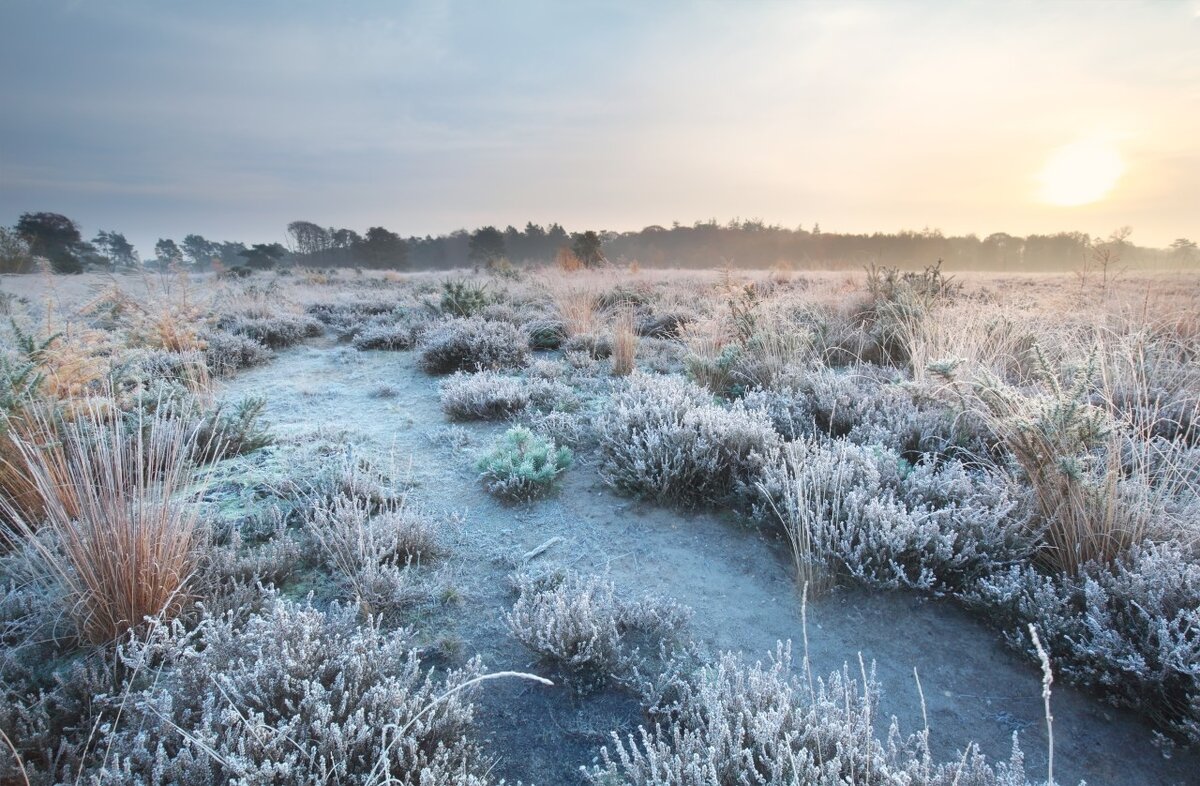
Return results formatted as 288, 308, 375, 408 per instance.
951, 356, 1158, 575
0, 400, 207, 643
549, 284, 598, 337
611, 310, 638, 376
556, 246, 584, 273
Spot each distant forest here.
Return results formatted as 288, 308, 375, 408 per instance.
2, 211, 1197, 274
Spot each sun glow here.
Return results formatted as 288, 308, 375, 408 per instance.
1038, 138, 1124, 207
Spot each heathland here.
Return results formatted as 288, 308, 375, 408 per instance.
0, 262, 1197, 785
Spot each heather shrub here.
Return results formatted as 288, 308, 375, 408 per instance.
0, 636, 120, 784
742, 366, 987, 459
440, 371, 529, 421
525, 409, 596, 451
352, 312, 427, 350
756, 439, 1033, 595
586, 642, 1032, 786
122, 347, 210, 390
200, 328, 273, 375
507, 573, 689, 690
219, 311, 323, 349
306, 490, 444, 614
598, 373, 780, 507
306, 297, 398, 338
440, 370, 579, 421
527, 377, 581, 413
636, 310, 691, 338
564, 331, 612, 359
970, 540, 1200, 743
95, 595, 503, 785
476, 426, 572, 500
525, 316, 567, 349
418, 316, 530, 374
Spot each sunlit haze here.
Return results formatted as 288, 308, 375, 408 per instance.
1, 0, 1198, 253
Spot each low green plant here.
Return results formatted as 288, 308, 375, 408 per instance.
191, 396, 273, 463
476, 426, 572, 500
440, 279, 490, 317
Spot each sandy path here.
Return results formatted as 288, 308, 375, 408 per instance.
221, 343, 1197, 786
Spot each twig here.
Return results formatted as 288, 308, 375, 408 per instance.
1029, 624, 1055, 786
522, 536, 563, 563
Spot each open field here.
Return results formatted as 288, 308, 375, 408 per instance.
0, 264, 1198, 785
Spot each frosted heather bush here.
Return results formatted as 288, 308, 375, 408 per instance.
586, 642, 1034, 786
756, 439, 1032, 594
306, 489, 443, 613
418, 316, 530, 374
743, 365, 986, 458
440, 371, 529, 421
94, 595, 500, 785
351, 312, 427, 350
200, 328, 273, 375
218, 311, 323, 349
598, 373, 781, 507
306, 297, 399, 339
440, 370, 580, 421
969, 539, 1200, 744
507, 573, 690, 690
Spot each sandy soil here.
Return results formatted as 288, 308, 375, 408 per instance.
219, 340, 1198, 786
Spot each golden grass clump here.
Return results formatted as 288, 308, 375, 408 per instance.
611, 310, 638, 376
0, 401, 207, 643
555, 246, 584, 273
550, 285, 598, 338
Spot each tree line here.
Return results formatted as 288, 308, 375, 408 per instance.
1, 211, 1196, 274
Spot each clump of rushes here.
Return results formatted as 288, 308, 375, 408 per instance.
611, 309, 639, 376
476, 426, 572, 501
0, 400, 207, 644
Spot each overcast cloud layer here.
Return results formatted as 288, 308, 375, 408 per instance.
1, 0, 1198, 254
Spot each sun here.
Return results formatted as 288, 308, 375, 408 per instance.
1038, 138, 1124, 207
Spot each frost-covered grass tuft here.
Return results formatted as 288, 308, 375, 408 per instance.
0, 401, 207, 644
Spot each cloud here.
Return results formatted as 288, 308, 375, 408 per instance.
0, 0, 1196, 252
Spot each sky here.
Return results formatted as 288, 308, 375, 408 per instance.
1, 0, 1198, 256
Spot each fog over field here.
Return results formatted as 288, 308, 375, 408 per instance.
1, 3, 1198, 786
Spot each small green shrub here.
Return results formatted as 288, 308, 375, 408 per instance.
440, 279, 490, 317
476, 427, 572, 500
192, 396, 273, 463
